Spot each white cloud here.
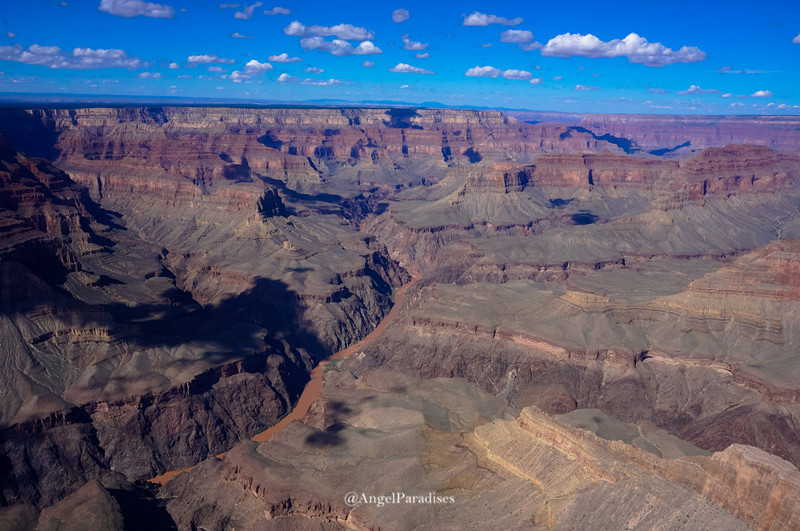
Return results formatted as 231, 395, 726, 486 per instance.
677, 84, 719, 95
244, 59, 272, 73
98, 0, 174, 18
415, 52, 429, 59
264, 6, 289, 15
234, 2, 262, 20
226, 60, 271, 83
400, 84, 410, 89
541, 32, 706, 67
227, 71, 248, 82
575, 84, 598, 91
363, 60, 375, 67
169, 62, 179, 69
284, 21, 374, 40
502, 69, 532, 81
177, 74, 192, 78
552, 76, 563, 81
269, 52, 302, 63
402, 34, 428, 51
751, 90, 773, 97
722, 93, 732, 98
277, 72, 340, 85
520, 42, 542, 51
304, 66, 324, 73
208, 66, 225, 72
138, 71, 161, 78
465, 65, 532, 80
0, 43, 147, 69
529, 77, 543, 84
299, 37, 382, 56
500, 29, 532, 43
187, 54, 235, 64
793, 33, 800, 44
463, 11, 522, 26
232, 32, 253, 39
6, 32, 15, 39
392, 9, 409, 23
465, 65, 501, 77
389, 62, 434, 74
354, 41, 382, 54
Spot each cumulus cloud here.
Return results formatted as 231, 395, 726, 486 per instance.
722, 93, 732, 98
793, 33, 800, 44
7, 32, 16, 39
541, 32, 706, 67
465, 65, 532, 80
0, 43, 147, 69
98, 0, 174, 18
392, 8, 409, 23
264, 6, 289, 15
552, 76, 563, 81
465, 65, 501, 77
227, 71, 249, 82
575, 84, 598, 90
677, 85, 719, 95
169, 62, 179, 69
304, 66, 324, 73
502, 69, 532, 81
751, 90, 773, 97
299, 37, 382, 56
530, 77, 543, 84
232, 32, 253, 38
138, 71, 161, 78
187, 54, 235, 64
244, 59, 272, 73
269, 52, 301, 62
284, 21, 374, 40
463, 11, 522, 26
416, 52, 429, 59
402, 34, 428, 51
225, 59, 271, 83
389, 62, 434, 74
363, 60, 375, 67
234, 2, 262, 19
208, 66, 225, 72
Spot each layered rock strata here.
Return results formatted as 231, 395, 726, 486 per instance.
158, 368, 798, 530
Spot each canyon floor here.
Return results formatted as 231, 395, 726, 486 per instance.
1, 106, 800, 529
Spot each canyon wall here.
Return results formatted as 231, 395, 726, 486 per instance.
1, 105, 800, 528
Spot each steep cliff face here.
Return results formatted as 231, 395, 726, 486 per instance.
0, 112, 409, 509
509, 111, 800, 153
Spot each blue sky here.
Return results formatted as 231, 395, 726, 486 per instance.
0, 0, 798, 114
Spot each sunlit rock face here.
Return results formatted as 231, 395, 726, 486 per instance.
1, 106, 800, 528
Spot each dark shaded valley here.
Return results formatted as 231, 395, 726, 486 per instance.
1, 106, 800, 529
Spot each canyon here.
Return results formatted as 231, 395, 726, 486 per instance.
0, 105, 799, 529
